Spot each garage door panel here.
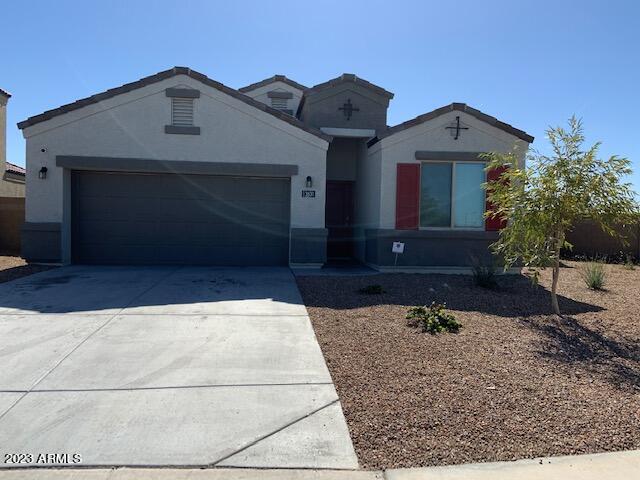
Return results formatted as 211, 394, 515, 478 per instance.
79, 198, 161, 223
154, 199, 214, 222
76, 244, 159, 265
227, 202, 288, 224
149, 245, 286, 266
72, 172, 290, 265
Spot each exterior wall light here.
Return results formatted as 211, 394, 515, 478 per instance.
38, 167, 48, 179
305, 176, 313, 188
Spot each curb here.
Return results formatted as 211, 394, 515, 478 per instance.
0, 450, 638, 479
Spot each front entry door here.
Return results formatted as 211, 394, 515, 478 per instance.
325, 181, 355, 260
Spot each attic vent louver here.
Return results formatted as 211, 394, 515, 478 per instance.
171, 97, 194, 126
270, 97, 289, 110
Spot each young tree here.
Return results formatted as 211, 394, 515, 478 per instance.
483, 117, 638, 316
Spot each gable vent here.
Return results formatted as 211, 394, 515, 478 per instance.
270, 97, 289, 110
171, 97, 194, 126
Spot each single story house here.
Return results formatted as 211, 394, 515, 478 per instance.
18, 67, 533, 269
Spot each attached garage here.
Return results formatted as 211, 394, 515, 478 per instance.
19, 67, 330, 266
71, 171, 291, 265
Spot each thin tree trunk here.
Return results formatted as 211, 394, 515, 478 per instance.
550, 229, 564, 316
551, 255, 561, 316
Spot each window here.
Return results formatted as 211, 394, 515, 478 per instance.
420, 162, 486, 229
171, 97, 194, 126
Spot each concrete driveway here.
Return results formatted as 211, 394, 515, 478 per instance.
0, 266, 357, 469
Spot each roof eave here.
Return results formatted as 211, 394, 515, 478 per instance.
238, 75, 308, 94
17, 67, 329, 142
370, 103, 534, 146
305, 73, 394, 100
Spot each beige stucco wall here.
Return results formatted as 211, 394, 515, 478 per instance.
0, 175, 25, 197
241, 80, 304, 115
0, 95, 6, 170
366, 110, 529, 229
21, 75, 328, 232
0, 95, 25, 197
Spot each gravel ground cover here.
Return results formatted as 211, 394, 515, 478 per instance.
296, 261, 640, 469
0, 256, 53, 284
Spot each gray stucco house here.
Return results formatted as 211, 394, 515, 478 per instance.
18, 67, 533, 270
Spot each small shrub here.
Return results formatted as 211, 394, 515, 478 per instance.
580, 261, 606, 290
359, 284, 385, 295
623, 254, 636, 270
406, 302, 461, 334
472, 264, 498, 289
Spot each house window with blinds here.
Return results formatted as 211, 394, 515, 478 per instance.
164, 87, 201, 135
171, 97, 194, 126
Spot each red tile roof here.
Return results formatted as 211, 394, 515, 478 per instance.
5, 162, 25, 176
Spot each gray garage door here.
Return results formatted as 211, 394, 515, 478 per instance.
71, 171, 291, 265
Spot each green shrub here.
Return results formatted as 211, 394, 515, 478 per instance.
580, 261, 606, 290
359, 284, 385, 295
406, 302, 461, 334
623, 254, 636, 270
472, 264, 498, 289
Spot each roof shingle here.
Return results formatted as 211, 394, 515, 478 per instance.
368, 102, 534, 146
5, 162, 26, 176
238, 75, 308, 93
17, 67, 330, 141
305, 74, 394, 99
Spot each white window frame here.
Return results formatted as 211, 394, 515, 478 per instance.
419, 160, 487, 231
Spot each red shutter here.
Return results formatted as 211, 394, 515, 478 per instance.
396, 163, 420, 230
485, 165, 508, 231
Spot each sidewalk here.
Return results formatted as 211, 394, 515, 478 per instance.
385, 449, 640, 479
1, 450, 638, 479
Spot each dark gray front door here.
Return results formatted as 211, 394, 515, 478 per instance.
71, 171, 291, 265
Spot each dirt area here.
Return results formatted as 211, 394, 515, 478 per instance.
0, 256, 53, 284
297, 262, 640, 469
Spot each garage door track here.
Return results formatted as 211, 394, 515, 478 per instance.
0, 266, 357, 469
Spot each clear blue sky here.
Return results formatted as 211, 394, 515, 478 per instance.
2, 0, 639, 191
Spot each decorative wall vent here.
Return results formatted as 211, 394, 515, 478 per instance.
270, 97, 289, 111
267, 91, 294, 115
165, 88, 200, 135
171, 97, 194, 126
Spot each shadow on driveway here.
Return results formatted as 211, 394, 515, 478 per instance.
0, 265, 305, 314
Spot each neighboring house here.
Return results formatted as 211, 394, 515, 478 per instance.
17, 67, 533, 269
0, 89, 25, 197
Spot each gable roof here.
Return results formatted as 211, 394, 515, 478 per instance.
238, 75, 308, 93
368, 102, 534, 146
304, 74, 394, 100
0, 88, 10, 98
17, 67, 330, 141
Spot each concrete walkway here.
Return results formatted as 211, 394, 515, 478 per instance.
0, 450, 638, 479
384, 449, 640, 479
0, 266, 357, 469
0, 450, 637, 479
